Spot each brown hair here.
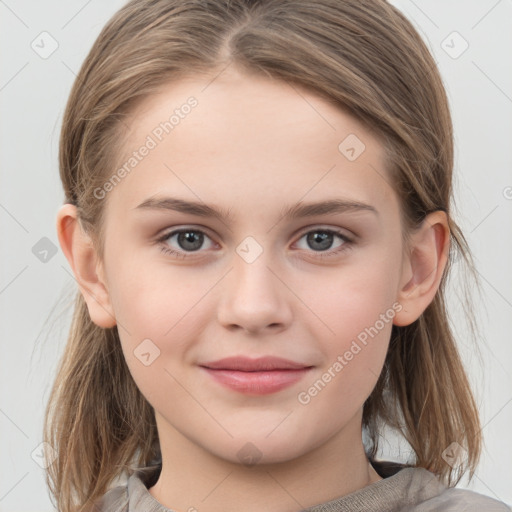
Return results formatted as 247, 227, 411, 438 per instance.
43, 0, 483, 510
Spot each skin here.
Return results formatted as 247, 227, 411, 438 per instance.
57, 66, 449, 512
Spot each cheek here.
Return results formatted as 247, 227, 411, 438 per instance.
296, 290, 394, 425
105, 259, 196, 382
307, 249, 401, 340
107, 245, 209, 340
296, 250, 400, 404
111, 279, 199, 409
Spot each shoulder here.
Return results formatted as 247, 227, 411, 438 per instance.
92, 465, 164, 512
369, 460, 510, 512
403, 487, 511, 511
92, 485, 129, 512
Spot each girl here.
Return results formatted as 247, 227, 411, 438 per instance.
44, 0, 511, 511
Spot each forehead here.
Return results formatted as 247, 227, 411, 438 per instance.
106, 68, 395, 215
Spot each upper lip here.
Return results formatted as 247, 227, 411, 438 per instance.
200, 356, 312, 371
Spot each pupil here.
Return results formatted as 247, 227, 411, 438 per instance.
179, 231, 203, 251
308, 231, 332, 251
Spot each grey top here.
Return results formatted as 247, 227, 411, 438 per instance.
94, 460, 511, 511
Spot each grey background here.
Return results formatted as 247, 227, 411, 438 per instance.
1, 0, 511, 510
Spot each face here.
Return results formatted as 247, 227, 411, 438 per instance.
97, 67, 406, 465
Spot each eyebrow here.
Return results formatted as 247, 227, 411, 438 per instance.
133, 196, 378, 221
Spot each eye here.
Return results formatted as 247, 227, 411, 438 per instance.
294, 228, 353, 259
156, 226, 353, 260
157, 228, 215, 259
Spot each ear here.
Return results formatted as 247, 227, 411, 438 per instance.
56, 204, 117, 328
393, 211, 450, 327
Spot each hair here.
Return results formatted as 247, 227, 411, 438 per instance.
43, 0, 483, 510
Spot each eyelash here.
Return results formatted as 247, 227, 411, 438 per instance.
156, 227, 354, 260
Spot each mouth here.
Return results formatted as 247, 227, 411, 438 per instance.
199, 356, 313, 395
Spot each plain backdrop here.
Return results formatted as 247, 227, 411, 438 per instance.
1, 0, 511, 510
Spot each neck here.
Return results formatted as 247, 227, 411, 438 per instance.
149, 412, 382, 512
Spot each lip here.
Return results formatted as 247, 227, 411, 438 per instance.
201, 356, 310, 371
199, 356, 313, 395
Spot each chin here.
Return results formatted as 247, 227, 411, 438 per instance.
203, 431, 317, 468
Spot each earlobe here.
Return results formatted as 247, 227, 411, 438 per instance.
393, 211, 450, 327
56, 204, 117, 328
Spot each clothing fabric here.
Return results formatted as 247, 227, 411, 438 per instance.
94, 459, 511, 511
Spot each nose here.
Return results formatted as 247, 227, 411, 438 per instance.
216, 249, 293, 335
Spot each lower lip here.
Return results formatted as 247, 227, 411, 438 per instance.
201, 367, 311, 395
